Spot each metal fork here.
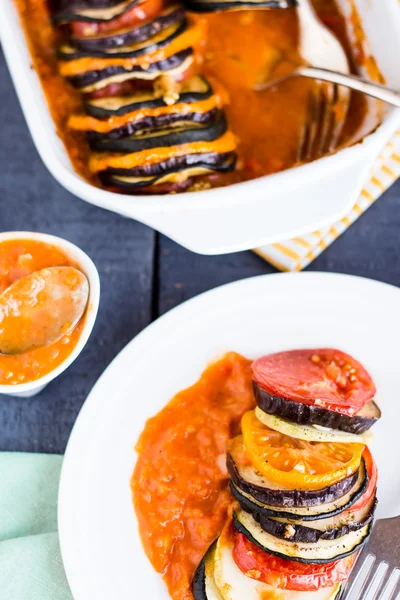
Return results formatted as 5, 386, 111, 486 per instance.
341, 515, 400, 600
257, 0, 351, 161
295, 0, 351, 161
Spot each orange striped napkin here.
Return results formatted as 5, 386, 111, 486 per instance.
255, 131, 400, 271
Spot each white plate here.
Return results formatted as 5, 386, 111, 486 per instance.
2, 0, 400, 254
59, 272, 400, 600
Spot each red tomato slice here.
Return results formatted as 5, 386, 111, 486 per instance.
347, 446, 377, 513
86, 80, 152, 99
233, 533, 353, 591
70, 0, 162, 37
252, 349, 376, 417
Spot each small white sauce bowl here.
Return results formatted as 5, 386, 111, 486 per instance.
0, 231, 100, 398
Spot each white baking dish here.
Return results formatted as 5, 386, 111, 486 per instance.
1, 0, 399, 255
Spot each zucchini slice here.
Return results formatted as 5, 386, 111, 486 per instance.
59, 20, 188, 60
52, 0, 141, 23
230, 458, 368, 522
213, 529, 342, 600
233, 510, 372, 563
255, 407, 372, 444
193, 543, 224, 600
69, 48, 193, 91
71, 5, 185, 52
254, 382, 381, 435
84, 75, 213, 117
254, 496, 377, 544
183, 0, 296, 11
100, 152, 236, 189
227, 447, 363, 509
90, 114, 228, 152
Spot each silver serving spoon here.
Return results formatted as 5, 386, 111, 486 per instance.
0, 266, 89, 355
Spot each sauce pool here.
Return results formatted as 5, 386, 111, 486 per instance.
0, 239, 84, 384
132, 352, 254, 600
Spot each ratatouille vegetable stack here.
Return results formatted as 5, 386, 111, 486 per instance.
194, 349, 380, 599
50, 0, 242, 193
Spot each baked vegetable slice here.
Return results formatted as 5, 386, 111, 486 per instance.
86, 107, 220, 142
59, 19, 188, 60
52, 0, 142, 23
89, 130, 238, 171
254, 407, 372, 444
252, 495, 377, 544
68, 0, 163, 35
68, 48, 194, 91
58, 19, 205, 76
183, 0, 296, 12
70, 5, 185, 52
89, 113, 228, 152
100, 152, 236, 189
82, 75, 214, 117
229, 458, 368, 521
227, 435, 363, 509
255, 381, 381, 435
241, 410, 365, 491
192, 543, 224, 600
252, 349, 376, 417
233, 533, 352, 592
213, 524, 343, 598
233, 509, 372, 563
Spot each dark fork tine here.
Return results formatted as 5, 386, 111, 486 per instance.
297, 83, 345, 163
327, 84, 351, 152
297, 86, 323, 162
315, 83, 337, 158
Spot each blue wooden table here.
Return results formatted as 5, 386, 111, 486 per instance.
1, 49, 400, 454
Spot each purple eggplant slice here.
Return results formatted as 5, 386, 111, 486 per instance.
87, 108, 219, 142
84, 75, 213, 117
100, 152, 236, 189
254, 381, 381, 435
229, 459, 368, 522
232, 509, 372, 564
68, 48, 193, 91
52, 0, 140, 23
90, 113, 227, 152
254, 496, 377, 544
106, 151, 235, 175
227, 451, 362, 509
71, 5, 186, 51
183, 0, 296, 11
59, 20, 188, 60
192, 542, 218, 600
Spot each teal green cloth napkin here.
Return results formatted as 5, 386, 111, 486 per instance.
0, 453, 72, 600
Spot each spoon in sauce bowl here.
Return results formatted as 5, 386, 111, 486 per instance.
0, 266, 89, 355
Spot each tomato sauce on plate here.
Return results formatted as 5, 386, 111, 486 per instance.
132, 352, 254, 600
0, 238, 84, 385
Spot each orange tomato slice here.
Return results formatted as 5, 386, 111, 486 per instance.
241, 410, 364, 490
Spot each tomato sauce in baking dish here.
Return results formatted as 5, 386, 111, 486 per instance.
13, 0, 381, 194
0, 238, 84, 384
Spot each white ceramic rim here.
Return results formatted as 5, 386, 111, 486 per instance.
0, 231, 100, 394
